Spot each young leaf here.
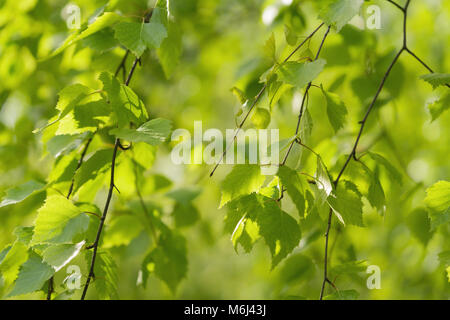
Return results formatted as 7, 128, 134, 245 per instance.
172, 202, 200, 228
316, 156, 333, 197
366, 166, 386, 213
427, 92, 450, 121
327, 181, 364, 227
407, 208, 432, 246
74, 149, 113, 191
256, 197, 301, 268
0, 180, 45, 208
219, 165, 266, 208
141, 231, 187, 293
251, 108, 271, 129
0, 242, 28, 286
85, 250, 119, 299
34, 84, 91, 133
31, 195, 87, 244
367, 152, 402, 185
50, 12, 122, 57
157, 21, 182, 79
102, 215, 144, 248
277, 166, 306, 217
321, 87, 348, 132
263, 33, 276, 61
114, 21, 167, 57
424, 180, 450, 230
142, 21, 168, 49
277, 59, 326, 89
420, 73, 450, 89
113, 22, 147, 57
226, 194, 301, 267
284, 25, 298, 47
319, 0, 364, 32
8, 252, 54, 297
42, 241, 86, 272
109, 118, 172, 145
99, 72, 148, 127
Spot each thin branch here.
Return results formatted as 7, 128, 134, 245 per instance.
132, 156, 158, 244
320, 3, 409, 300
81, 139, 120, 300
209, 23, 325, 177
46, 133, 94, 300
386, 0, 404, 12
81, 24, 146, 298
281, 26, 331, 166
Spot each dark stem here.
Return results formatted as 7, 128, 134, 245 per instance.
46, 134, 94, 300
281, 26, 331, 166
319, 3, 413, 300
81, 139, 120, 300
81, 48, 142, 299
209, 23, 325, 177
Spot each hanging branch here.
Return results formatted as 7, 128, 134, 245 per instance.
281, 26, 331, 166
46, 133, 95, 300
209, 22, 325, 177
80, 50, 141, 299
319, 0, 449, 299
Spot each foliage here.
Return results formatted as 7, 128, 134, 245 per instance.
0, 0, 449, 300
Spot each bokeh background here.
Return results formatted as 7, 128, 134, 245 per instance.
0, 0, 449, 299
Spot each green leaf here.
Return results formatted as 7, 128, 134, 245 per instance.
85, 250, 118, 299
420, 73, 450, 89
47, 134, 85, 158
13, 226, 34, 245
319, 0, 364, 32
438, 251, 450, 265
141, 231, 187, 293
279, 254, 315, 284
99, 72, 148, 128
424, 180, 450, 230
157, 21, 182, 79
366, 166, 386, 213
8, 252, 54, 297
31, 195, 87, 244
256, 197, 301, 268
284, 25, 298, 47
172, 202, 200, 228
330, 260, 367, 276
42, 241, 85, 272
316, 156, 333, 197
277, 59, 326, 89
114, 21, 167, 57
321, 87, 348, 132
251, 108, 271, 129
219, 165, 266, 208
114, 22, 147, 57
277, 166, 306, 217
103, 215, 144, 248
263, 33, 276, 61
109, 118, 172, 145
327, 181, 364, 226
142, 21, 168, 49
367, 152, 402, 185
74, 149, 113, 191
323, 289, 359, 300
0, 180, 45, 208
0, 242, 28, 286
427, 92, 450, 121
50, 12, 122, 57
226, 194, 301, 268
407, 208, 432, 245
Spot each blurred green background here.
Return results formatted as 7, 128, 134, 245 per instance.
0, 0, 449, 299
